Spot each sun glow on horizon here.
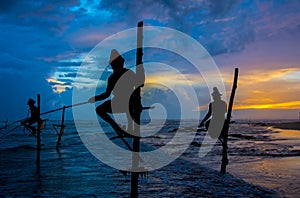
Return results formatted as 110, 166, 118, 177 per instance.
219, 67, 300, 112
234, 100, 300, 110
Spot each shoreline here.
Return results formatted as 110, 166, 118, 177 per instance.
228, 120, 300, 197
252, 121, 300, 131
271, 121, 300, 131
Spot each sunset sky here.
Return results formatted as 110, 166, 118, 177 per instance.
0, 0, 300, 120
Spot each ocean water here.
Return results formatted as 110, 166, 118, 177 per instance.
0, 119, 299, 197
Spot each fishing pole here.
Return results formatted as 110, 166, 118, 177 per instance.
1, 101, 90, 130
0, 119, 24, 131
0, 125, 23, 138
41, 101, 89, 116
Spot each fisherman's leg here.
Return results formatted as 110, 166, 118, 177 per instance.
29, 125, 36, 134
21, 118, 30, 126
96, 101, 124, 134
27, 120, 37, 134
126, 111, 133, 133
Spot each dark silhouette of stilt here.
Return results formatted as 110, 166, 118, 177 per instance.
131, 21, 144, 198
56, 106, 66, 149
220, 68, 239, 174
36, 94, 41, 170
41, 101, 89, 149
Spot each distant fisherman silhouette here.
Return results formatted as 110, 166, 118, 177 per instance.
198, 87, 227, 138
21, 98, 39, 134
88, 49, 135, 135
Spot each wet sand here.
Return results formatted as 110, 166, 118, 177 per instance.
227, 156, 300, 197
227, 122, 300, 197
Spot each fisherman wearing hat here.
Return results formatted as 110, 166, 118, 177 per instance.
88, 49, 136, 135
21, 98, 39, 134
198, 87, 227, 138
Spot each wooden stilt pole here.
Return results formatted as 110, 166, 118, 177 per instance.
56, 106, 66, 149
131, 112, 141, 198
220, 68, 239, 174
131, 21, 144, 198
36, 94, 41, 170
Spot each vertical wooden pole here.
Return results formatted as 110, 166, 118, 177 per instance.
131, 106, 141, 198
36, 94, 41, 170
131, 21, 144, 198
220, 68, 239, 174
56, 106, 66, 149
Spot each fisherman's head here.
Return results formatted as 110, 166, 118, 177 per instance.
109, 49, 125, 71
211, 87, 222, 101
27, 98, 35, 107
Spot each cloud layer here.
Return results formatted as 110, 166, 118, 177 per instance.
1, 0, 300, 120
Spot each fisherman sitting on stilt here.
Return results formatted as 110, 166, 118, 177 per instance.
21, 98, 40, 135
198, 87, 227, 139
88, 49, 136, 136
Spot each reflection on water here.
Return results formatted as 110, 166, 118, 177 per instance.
267, 127, 300, 148
228, 157, 300, 197
180, 122, 300, 197
226, 125, 300, 197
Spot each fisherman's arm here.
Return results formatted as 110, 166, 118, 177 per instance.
198, 103, 212, 127
88, 77, 113, 103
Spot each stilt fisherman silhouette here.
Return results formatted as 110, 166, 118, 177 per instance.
198, 87, 227, 139
88, 49, 136, 135
21, 98, 39, 134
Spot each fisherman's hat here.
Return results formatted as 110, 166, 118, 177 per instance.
109, 49, 124, 65
27, 98, 35, 105
211, 87, 222, 97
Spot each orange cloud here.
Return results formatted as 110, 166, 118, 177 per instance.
46, 78, 72, 93
46, 78, 65, 85
234, 100, 300, 110
145, 73, 198, 86
221, 67, 300, 110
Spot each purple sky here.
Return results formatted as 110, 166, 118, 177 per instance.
1, 0, 300, 120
